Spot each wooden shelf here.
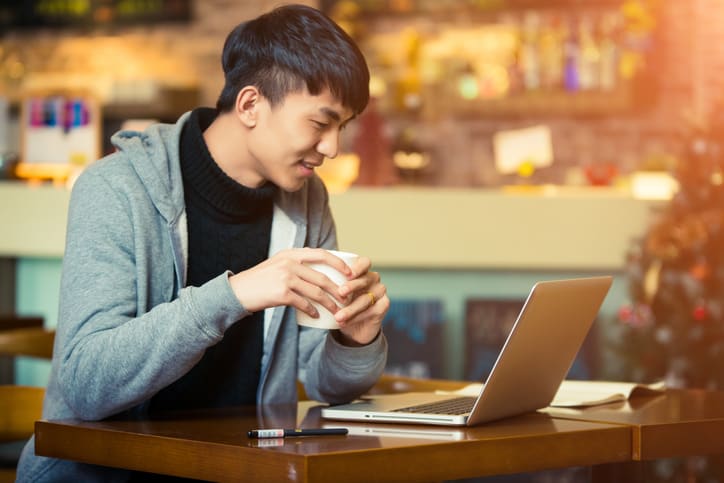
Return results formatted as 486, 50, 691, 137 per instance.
322, 0, 626, 17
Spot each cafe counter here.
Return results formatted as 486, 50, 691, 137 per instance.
0, 181, 664, 270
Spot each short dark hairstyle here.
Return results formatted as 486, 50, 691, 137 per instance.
216, 4, 370, 116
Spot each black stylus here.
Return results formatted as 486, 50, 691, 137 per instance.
247, 428, 348, 438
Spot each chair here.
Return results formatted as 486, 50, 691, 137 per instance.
0, 325, 55, 483
0, 327, 55, 360
0, 316, 44, 332
0, 316, 45, 385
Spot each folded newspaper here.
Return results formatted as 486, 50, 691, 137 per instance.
438, 380, 666, 408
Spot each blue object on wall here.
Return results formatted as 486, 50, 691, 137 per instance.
382, 299, 445, 379
464, 297, 599, 382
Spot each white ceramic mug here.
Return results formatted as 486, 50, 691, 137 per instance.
295, 250, 358, 330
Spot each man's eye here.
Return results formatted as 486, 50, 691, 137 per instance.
313, 121, 328, 130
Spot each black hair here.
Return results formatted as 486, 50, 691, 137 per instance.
216, 4, 369, 115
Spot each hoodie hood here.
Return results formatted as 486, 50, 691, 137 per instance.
109, 112, 192, 225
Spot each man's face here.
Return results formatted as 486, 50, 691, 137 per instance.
246, 87, 355, 192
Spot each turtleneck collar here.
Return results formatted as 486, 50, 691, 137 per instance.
180, 108, 277, 221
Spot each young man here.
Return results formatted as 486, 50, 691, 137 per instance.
17, 4, 388, 481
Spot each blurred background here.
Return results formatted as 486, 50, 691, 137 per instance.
2, 1, 723, 480
2, 0, 717, 188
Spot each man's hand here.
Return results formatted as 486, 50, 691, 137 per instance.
229, 248, 389, 346
333, 256, 389, 346
229, 248, 352, 318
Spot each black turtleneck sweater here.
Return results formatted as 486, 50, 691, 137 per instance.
149, 108, 277, 413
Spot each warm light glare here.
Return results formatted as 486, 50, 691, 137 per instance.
630, 172, 679, 200
315, 153, 360, 194
393, 151, 429, 170
369, 75, 387, 98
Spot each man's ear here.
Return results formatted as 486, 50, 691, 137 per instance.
235, 86, 261, 128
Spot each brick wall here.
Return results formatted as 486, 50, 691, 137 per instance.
398, 0, 724, 186
1, 0, 723, 186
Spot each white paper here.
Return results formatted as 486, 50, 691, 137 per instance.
436, 380, 666, 408
493, 125, 554, 174
551, 380, 666, 407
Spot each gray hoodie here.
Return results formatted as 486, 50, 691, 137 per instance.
16, 112, 387, 482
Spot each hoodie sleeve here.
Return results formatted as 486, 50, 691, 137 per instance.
295, 176, 388, 404
53, 164, 248, 420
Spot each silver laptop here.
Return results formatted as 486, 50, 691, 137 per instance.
322, 276, 613, 427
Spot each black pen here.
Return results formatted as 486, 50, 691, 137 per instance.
247, 428, 348, 438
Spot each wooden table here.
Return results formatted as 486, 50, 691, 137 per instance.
34, 388, 724, 482
35, 401, 631, 483
544, 388, 724, 481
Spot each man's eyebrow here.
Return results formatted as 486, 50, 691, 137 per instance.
319, 107, 341, 123
319, 106, 357, 128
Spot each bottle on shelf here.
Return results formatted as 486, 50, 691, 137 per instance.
598, 12, 620, 91
520, 11, 541, 92
578, 15, 601, 91
538, 13, 565, 91
563, 17, 581, 92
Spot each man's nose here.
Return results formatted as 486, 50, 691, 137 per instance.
317, 130, 340, 159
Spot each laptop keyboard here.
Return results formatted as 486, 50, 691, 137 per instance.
392, 396, 476, 415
